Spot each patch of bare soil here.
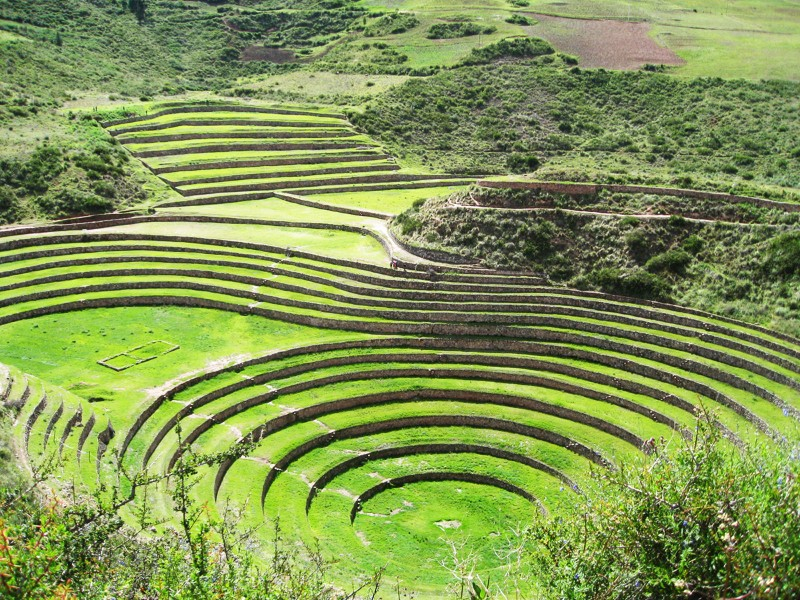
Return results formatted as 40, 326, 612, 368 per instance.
525, 14, 684, 70
240, 46, 296, 63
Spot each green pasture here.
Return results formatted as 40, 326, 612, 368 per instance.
0, 307, 359, 408
235, 71, 412, 99
358, 0, 800, 80
287, 184, 467, 214
98, 221, 390, 264
163, 196, 385, 227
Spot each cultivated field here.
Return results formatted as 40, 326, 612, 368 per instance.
2, 103, 800, 596
356, 0, 800, 80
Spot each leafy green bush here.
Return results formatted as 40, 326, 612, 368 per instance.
426, 22, 496, 39
624, 228, 648, 251
645, 248, 692, 274
394, 211, 423, 236
461, 36, 553, 65
505, 14, 534, 25
0, 409, 381, 599
517, 414, 800, 599
764, 231, 800, 277
364, 12, 419, 36
591, 267, 671, 300
506, 153, 541, 173
682, 234, 704, 254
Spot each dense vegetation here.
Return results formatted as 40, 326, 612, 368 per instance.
0, 116, 145, 223
352, 62, 800, 198
518, 416, 800, 599
393, 187, 800, 333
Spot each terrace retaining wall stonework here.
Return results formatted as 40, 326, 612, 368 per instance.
307, 443, 578, 514
177, 173, 456, 196
59, 408, 83, 456
133, 142, 362, 158
121, 130, 358, 144
103, 105, 345, 128
247, 413, 609, 504
152, 154, 389, 175
77, 413, 96, 461
24, 393, 47, 451
177, 164, 399, 188
351, 472, 540, 522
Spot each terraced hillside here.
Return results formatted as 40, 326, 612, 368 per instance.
2, 103, 800, 596
105, 104, 473, 210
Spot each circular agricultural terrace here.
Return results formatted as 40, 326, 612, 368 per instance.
3, 103, 799, 596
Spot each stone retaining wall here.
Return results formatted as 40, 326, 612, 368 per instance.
121, 130, 355, 144
243, 413, 609, 504
103, 104, 344, 128
180, 164, 398, 188
24, 393, 47, 452
19, 267, 784, 387
307, 442, 578, 514
170, 371, 654, 474
177, 173, 458, 197
0, 231, 541, 288
112, 118, 344, 136
96, 420, 115, 468
134, 141, 362, 158
2, 230, 797, 352
292, 179, 474, 197
274, 192, 390, 220
42, 401, 64, 449
152, 153, 388, 175
127, 335, 765, 469
351, 472, 540, 522
60, 408, 83, 456
77, 413, 96, 462
0, 275, 792, 416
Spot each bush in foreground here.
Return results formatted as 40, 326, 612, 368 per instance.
509, 414, 800, 599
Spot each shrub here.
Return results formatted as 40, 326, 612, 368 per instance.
764, 231, 800, 277
682, 234, 704, 254
517, 414, 800, 599
364, 12, 419, 36
645, 248, 692, 274
591, 267, 670, 300
667, 214, 689, 227
624, 228, 648, 251
426, 22, 496, 39
461, 37, 553, 65
505, 14, 533, 25
393, 211, 423, 236
506, 153, 541, 173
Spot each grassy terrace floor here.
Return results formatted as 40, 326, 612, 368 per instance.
2, 101, 799, 597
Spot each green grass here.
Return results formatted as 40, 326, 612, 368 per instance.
357, 0, 800, 80
299, 184, 468, 214
98, 221, 390, 264
164, 196, 385, 227
0, 307, 361, 407
160, 159, 395, 183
